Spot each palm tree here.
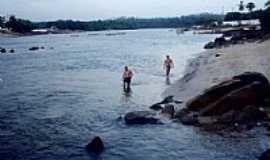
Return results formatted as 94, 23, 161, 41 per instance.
246, 2, 256, 12
239, 1, 245, 11
266, 0, 270, 8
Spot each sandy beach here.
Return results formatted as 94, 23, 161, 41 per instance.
163, 39, 270, 105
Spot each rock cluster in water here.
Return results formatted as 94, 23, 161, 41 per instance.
124, 72, 270, 130
175, 72, 270, 130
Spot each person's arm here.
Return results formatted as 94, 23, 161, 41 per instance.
171, 60, 174, 68
130, 71, 133, 78
163, 60, 166, 70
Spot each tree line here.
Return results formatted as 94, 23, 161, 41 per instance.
0, 13, 224, 33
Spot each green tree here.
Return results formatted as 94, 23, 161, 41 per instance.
246, 2, 256, 12
6, 15, 35, 33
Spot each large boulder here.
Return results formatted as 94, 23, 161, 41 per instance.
233, 72, 270, 94
200, 82, 265, 116
187, 79, 246, 111
187, 72, 270, 112
124, 111, 159, 125
86, 136, 104, 154
259, 149, 270, 160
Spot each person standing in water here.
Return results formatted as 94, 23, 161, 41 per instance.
163, 55, 174, 77
122, 66, 133, 91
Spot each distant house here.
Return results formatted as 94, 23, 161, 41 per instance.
32, 29, 49, 33
222, 19, 260, 27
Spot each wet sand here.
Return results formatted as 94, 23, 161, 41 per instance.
163, 40, 270, 105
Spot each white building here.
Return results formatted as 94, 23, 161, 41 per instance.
222, 19, 261, 27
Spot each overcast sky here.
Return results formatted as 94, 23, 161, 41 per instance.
1, 0, 267, 21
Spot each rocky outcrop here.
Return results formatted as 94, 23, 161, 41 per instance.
175, 72, 270, 129
199, 82, 264, 116
187, 72, 270, 112
86, 136, 104, 154
124, 111, 160, 125
150, 96, 182, 111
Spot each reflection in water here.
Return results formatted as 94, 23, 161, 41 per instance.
165, 76, 171, 85
120, 88, 133, 104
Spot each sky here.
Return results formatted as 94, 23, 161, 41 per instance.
1, 0, 267, 21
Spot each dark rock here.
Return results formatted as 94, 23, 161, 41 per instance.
175, 109, 198, 125
0, 48, 6, 53
9, 49, 15, 53
198, 116, 217, 125
204, 41, 215, 49
214, 37, 226, 47
41, 46, 45, 49
86, 136, 104, 154
233, 72, 270, 94
160, 95, 174, 104
236, 106, 267, 124
217, 110, 239, 124
187, 79, 246, 111
200, 82, 265, 116
161, 104, 175, 118
259, 149, 270, 160
124, 111, 159, 125
29, 47, 39, 51
187, 72, 270, 112
150, 103, 163, 111
215, 53, 221, 57
180, 113, 198, 125
174, 108, 189, 119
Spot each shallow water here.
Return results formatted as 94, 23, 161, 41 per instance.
0, 29, 269, 160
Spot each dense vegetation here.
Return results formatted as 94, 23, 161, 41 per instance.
35, 14, 224, 31
0, 13, 224, 33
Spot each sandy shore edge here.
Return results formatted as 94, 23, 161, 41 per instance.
163, 40, 270, 105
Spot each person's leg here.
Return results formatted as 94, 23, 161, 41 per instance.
166, 66, 171, 76
127, 78, 131, 90
123, 79, 127, 90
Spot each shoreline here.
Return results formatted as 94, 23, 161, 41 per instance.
163, 39, 270, 106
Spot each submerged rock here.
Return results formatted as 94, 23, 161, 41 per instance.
124, 111, 159, 125
1, 48, 6, 53
86, 136, 104, 154
29, 47, 39, 51
9, 49, 15, 53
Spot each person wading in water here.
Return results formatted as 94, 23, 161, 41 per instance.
122, 66, 133, 92
163, 55, 174, 77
